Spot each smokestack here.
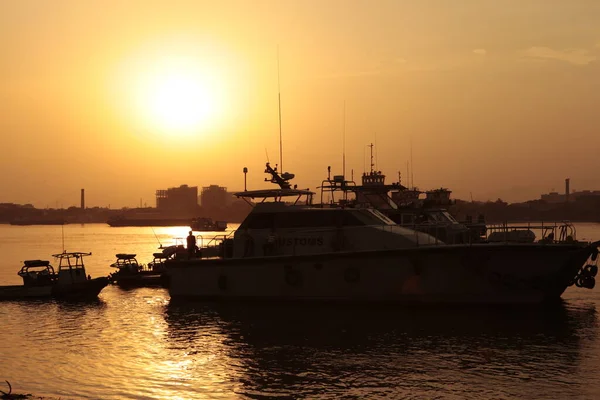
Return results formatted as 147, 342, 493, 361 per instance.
81, 188, 85, 209
565, 178, 570, 203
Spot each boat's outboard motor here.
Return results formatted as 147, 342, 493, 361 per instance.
575, 264, 598, 289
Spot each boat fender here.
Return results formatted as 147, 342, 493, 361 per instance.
285, 269, 302, 287
344, 267, 360, 283
578, 275, 596, 290
218, 275, 228, 291
584, 264, 599, 278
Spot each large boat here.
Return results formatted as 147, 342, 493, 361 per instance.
0, 252, 109, 301
165, 163, 600, 304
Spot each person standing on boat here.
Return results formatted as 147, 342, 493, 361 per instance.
187, 231, 197, 259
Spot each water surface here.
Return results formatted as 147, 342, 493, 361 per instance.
1, 223, 600, 399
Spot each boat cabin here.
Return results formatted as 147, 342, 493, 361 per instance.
221, 163, 440, 259
111, 254, 141, 273
17, 260, 58, 286
52, 252, 92, 285
148, 246, 181, 272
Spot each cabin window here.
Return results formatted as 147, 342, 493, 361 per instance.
238, 213, 276, 229
276, 211, 339, 228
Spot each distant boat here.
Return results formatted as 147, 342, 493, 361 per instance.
190, 217, 227, 232
10, 218, 67, 226
107, 215, 192, 227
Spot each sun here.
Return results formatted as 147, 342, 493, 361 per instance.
147, 71, 213, 131
132, 58, 224, 136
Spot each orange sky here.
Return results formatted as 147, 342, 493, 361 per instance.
2, 0, 600, 208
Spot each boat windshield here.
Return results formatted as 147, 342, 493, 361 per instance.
239, 208, 396, 230
442, 211, 458, 223
427, 211, 458, 224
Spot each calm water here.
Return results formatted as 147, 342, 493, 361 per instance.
1, 223, 600, 399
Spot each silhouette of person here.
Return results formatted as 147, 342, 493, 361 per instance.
186, 231, 197, 259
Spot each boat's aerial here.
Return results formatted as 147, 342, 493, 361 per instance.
163, 162, 600, 304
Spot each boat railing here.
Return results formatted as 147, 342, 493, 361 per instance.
481, 221, 577, 244
195, 231, 236, 258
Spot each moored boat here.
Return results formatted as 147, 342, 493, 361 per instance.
109, 247, 180, 288
190, 217, 228, 232
165, 163, 600, 304
0, 252, 109, 301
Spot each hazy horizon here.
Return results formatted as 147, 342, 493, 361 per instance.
2, 0, 599, 208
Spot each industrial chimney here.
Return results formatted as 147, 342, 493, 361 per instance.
565, 178, 570, 203
81, 188, 85, 209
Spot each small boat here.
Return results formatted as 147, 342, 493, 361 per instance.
109, 250, 174, 288
0, 252, 109, 301
190, 217, 227, 232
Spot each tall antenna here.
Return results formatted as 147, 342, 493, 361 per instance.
368, 143, 374, 173
343, 101, 346, 178
406, 161, 410, 190
410, 136, 414, 189
374, 133, 378, 171
61, 223, 65, 253
277, 46, 283, 173
363, 146, 366, 174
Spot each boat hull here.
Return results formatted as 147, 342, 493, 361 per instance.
0, 278, 109, 301
111, 273, 166, 288
166, 243, 598, 304
0, 285, 53, 300
52, 277, 110, 300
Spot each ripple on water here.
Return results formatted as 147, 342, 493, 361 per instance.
1, 288, 600, 398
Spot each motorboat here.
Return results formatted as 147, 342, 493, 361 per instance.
165, 163, 600, 304
0, 252, 109, 301
319, 166, 473, 244
190, 217, 228, 232
109, 252, 172, 288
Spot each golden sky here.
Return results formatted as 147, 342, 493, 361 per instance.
2, 0, 600, 208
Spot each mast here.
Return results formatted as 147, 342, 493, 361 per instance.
277, 47, 283, 173
368, 143, 374, 173
406, 161, 410, 190
343, 101, 346, 179
410, 136, 414, 189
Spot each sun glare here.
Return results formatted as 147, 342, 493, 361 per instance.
147, 71, 213, 132
131, 57, 225, 136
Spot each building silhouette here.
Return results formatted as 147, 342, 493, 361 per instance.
200, 185, 232, 208
156, 185, 199, 215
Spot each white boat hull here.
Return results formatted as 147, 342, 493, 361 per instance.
167, 243, 598, 304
